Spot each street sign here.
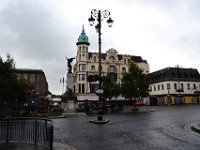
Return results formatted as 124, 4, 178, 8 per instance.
96, 89, 104, 94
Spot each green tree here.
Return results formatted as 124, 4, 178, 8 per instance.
0, 54, 32, 103
121, 61, 149, 102
101, 76, 121, 105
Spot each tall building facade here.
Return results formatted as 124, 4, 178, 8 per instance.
148, 67, 200, 105
72, 27, 149, 101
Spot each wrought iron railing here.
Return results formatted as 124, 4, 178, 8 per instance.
0, 117, 53, 150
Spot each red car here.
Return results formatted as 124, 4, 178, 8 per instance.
134, 102, 145, 106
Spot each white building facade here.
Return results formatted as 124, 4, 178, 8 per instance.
148, 67, 200, 105
73, 27, 149, 101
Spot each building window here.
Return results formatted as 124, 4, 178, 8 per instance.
158, 85, 160, 91
94, 56, 96, 62
78, 74, 81, 81
35, 74, 38, 81
82, 84, 85, 93
181, 83, 184, 90
78, 84, 81, 93
91, 65, 95, 71
167, 83, 170, 89
82, 74, 85, 81
154, 85, 156, 91
162, 84, 164, 90
78, 84, 85, 93
30, 74, 35, 82
79, 64, 86, 71
79, 46, 81, 52
122, 67, 126, 73
193, 83, 196, 90
187, 83, 190, 90
149, 86, 152, 92
124, 58, 127, 64
78, 74, 85, 81
82, 46, 85, 52
108, 65, 117, 73
174, 83, 177, 90
23, 74, 28, 80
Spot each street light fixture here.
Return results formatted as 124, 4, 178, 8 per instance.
88, 9, 113, 123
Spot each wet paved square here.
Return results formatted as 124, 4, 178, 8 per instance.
53, 105, 200, 150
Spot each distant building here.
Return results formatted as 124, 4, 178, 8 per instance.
148, 66, 200, 105
72, 26, 149, 101
15, 68, 49, 97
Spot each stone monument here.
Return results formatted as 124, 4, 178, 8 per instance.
65, 57, 76, 113
66, 57, 75, 91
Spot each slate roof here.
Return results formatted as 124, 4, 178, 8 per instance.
88, 52, 147, 63
148, 67, 200, 83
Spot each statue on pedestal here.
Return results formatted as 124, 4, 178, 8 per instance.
67, 57, 75, 73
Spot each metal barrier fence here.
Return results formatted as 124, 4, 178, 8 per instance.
0, 117, 53, 150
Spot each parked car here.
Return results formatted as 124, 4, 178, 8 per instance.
134, 102, 145, 106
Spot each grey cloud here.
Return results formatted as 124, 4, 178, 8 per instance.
0, 1, 76, 59
0, 1, 78, 93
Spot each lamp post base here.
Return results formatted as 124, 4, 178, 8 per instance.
89, 111, 109, 124
89, 119, 109, 124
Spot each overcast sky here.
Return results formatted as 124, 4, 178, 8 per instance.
1, 0, 200, 95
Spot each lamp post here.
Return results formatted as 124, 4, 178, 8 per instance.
88, 9, 113, 88
60, 77, 65, 95
167, 87, 171, 105
176, 65, 184, 105
88, 9, 113, 123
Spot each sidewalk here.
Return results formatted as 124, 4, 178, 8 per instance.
0, 143, 48, 150
54, 142, 77, 150
0, 142, 77, 150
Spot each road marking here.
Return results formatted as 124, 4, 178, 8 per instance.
54, 142, 77, 150
184, 124, 200, 136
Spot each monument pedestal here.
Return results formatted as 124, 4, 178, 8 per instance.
67, 100, 75, 112
67, 73, 73, 91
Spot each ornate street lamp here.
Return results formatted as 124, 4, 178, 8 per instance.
88, 9, 113, 88
88, 9, 113, 123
